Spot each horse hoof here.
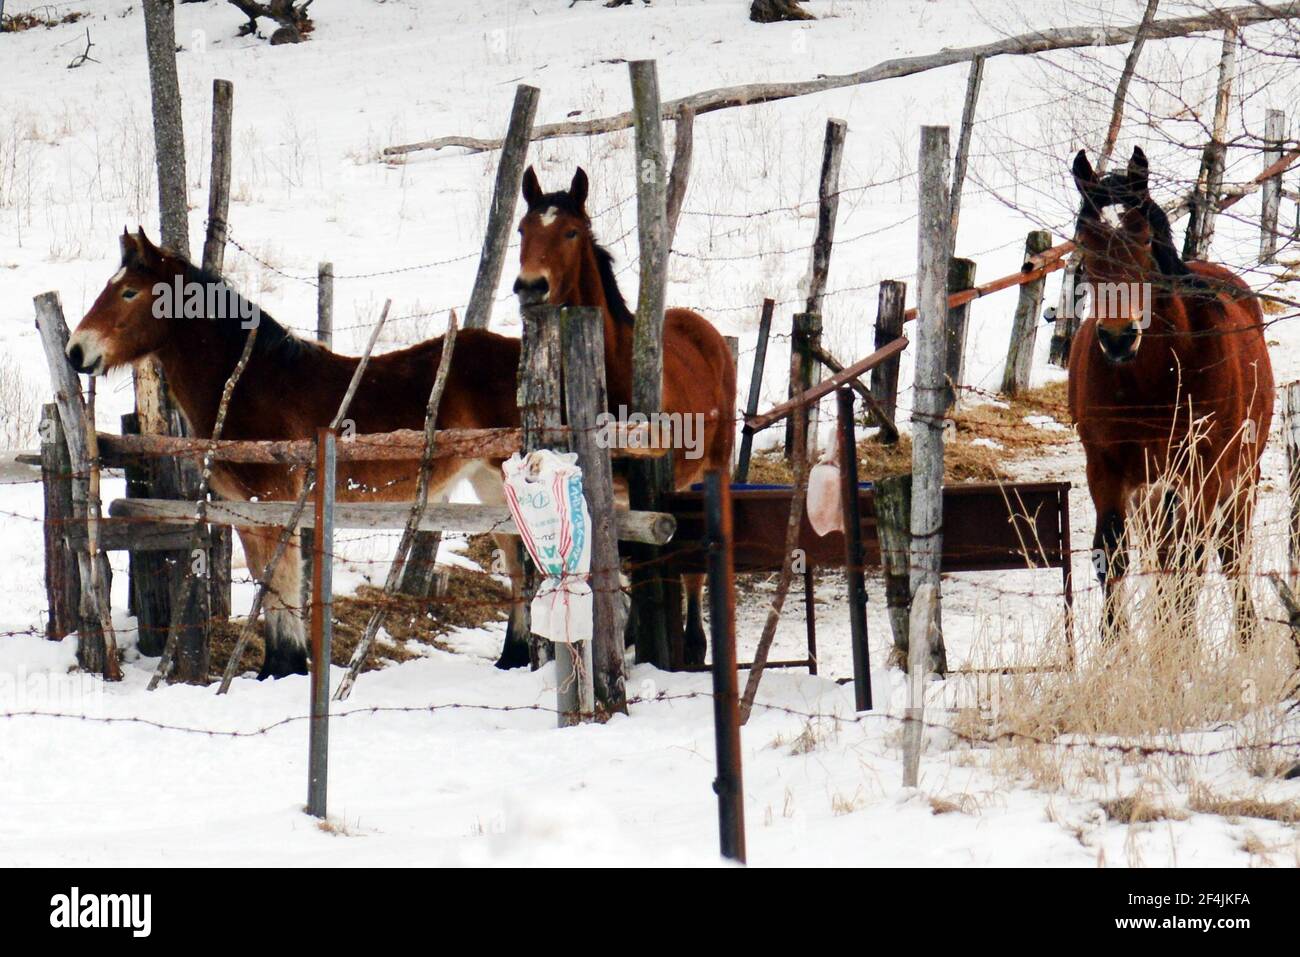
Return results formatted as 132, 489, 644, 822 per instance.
495, 641, 531, 670
1286, 764, 1300, 780
258, 645, 309, 680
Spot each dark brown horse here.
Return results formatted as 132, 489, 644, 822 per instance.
68, 229, 525, 678
512, 167, 737, 666
1068, 147, 1273, 637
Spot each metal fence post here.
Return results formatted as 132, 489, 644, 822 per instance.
307, 427, 336, 818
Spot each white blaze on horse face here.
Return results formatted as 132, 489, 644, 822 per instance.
540, 207, 559, 227
110, 267, 128, 284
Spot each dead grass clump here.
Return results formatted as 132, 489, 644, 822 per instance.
208, 565, 509, 679
1100, 793, 1188, 824
1, 11, 85, 32
744, 381, 1071, 485
1188, 785, 1300, 824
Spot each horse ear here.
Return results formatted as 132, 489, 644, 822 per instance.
123, 228, 161, 268
570, 167, 589, 210
1072, 150, 1097, 190
521, 167, 542, 208
1127, 146, 1149, 195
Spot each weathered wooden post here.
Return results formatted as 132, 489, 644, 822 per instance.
34, 293, 118, 679
948, 55, 983, 255
786, 312, 822, 459
904, 126, 952, 788
734, 298, 774, 483
517, 306, 565, 670
465, 84, 540, 330
1286, 382, 1300, 590
666, 105, 695, 247
1001, 230, 1053, 395
627, 59, 673, 668
560, 306, 621, 718
836, 388, 871, 712
202, 78, 234, 621
316, 262, 334, 348
1184, 24, 1238, 260
870, 281, 906, 443
704, 469, 745, 863
40, 404, 80, 640
307, 427, 336, 819
1261, 109, 1286, 264
874, 473, 912, 662
943, 258, 976, 410
201, 79, 233, 274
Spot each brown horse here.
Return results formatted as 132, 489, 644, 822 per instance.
1068, 147, 1273, 638
67, 229, 526, 678
512, 167, 736, 666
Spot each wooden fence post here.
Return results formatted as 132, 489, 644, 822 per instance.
870, 281, 906, 444
949, 55, 983, 255
40, 404, 80, 641
874, 473, 912, 662
465, 84, 540, 330
1286, 382, 1300, 589
561, 306, 622, 718
786, 312, 822, 459
1261, 108, 1286, 264
704, 470, 745, 863
1184, 24, 1238, 260
307, 427, 335, 818
316, 262, 334, 348
666, 105, 694, 247
34, 293, 116, 678
943, 258, 976, 410
201, 79, 233, 274
734, 298, 773, 483
518, 306, 566, 669
202, 78, 235, 620
628, 59, 673, 668
837, 388, 871, 711
1001, 230, 1052, 395
904, 126, 952, 788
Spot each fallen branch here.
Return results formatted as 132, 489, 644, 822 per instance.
383, 2, 1300, 157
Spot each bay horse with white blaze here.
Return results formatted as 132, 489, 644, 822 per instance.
510, 166, 736, 667
68, 229, 525, 678
1067, 147, 1273, 638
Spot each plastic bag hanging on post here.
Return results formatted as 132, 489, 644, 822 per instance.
502, 450, 594, 643
806, 439, 844, 537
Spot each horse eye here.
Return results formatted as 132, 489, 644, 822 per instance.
121, 289, 139, 301
565, 229, 579, 240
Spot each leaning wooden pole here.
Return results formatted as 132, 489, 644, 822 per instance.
904, 126, 952, 789
464, 84, 540, 330
948, 55, 983, 255
628, 59, 673, 668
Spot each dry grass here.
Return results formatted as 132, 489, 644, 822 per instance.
1188, 785, 1300, 824
0, 11, 85, 33
1100, 793, 1188, 824
746, 381, 1071, 484
208, 564, 509, 679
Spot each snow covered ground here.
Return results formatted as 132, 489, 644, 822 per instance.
1, 0, 1299, 866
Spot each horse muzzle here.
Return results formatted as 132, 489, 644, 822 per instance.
513, 275, 550, 307
1096, 322, 1141, 364
65, 331, 108, 376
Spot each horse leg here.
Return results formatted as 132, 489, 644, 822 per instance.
683, 573, 707, 667
1087, 459, 1129, 642
1217, 488, 1258, 645
235, 525, 308, 679
492, 532, 532, 669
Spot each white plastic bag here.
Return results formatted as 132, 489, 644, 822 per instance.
501, 450, 593, 643
806, 439, 844, 537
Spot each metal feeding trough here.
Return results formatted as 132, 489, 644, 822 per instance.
662, 480, 1074, 674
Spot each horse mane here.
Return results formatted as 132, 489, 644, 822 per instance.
169, 255, 322, 366
534, 190, 635, 327
1076, 179, 1207, 290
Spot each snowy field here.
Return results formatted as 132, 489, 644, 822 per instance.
1, 0, 1299, 866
